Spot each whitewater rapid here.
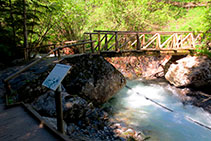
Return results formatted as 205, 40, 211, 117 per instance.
108, 79, 211, 141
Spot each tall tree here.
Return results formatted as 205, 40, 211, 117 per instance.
9, 0, 16, 48
23, 0, 28, 60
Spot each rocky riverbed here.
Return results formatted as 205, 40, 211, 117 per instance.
0, 55, 210, 140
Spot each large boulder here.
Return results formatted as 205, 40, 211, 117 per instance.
5, 55, 125, 105
62, 55, 126, 105
165, 56, 211, 89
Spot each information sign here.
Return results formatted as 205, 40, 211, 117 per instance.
42, 64, 71, 91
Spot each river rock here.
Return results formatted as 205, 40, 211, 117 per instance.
106, 55, 172, 79
62, 55, 126, 105
32, 91, 68, 117
165, 56, 211, 89
6, 58, 57, 103
63, 96, 89, 122
32, 91, 90, 122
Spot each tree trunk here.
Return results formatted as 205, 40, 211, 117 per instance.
23, 0, 28, 60
9, 0, 16, 48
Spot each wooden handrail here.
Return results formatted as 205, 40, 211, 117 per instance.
93, 30, 203, 35
143, 33, 159, 48
20, 40, 90, 50
160, 33, 175, 48
4, 40, 96, 83
85, 30, 202, 53
94, 35, 106, 50
119, 35, 136, 49
131, 34, 144, 46
101, 34, 115, 51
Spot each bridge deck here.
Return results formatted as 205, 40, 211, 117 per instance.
98, 49, 194, 57
0, 104, 61, 141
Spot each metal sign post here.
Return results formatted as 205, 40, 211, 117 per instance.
42, 64, 71, 134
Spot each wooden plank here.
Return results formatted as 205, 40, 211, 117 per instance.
93, 30, 202, 35
23, 103, 71, 141
99, 49, 193, 57
0, 104, 5, 113
0, 106, 59, 141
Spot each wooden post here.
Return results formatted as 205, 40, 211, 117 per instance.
156, 33, 160, 49
53, 45, 57, 57
180, 35, 183, 48
105, 34, 107, 51
191, 33, 195, 48
136, 33, 140, 50
98, 32, 101, 53
3, 81, 11, 106
82, 36, 85, 53
89, 34, 94, 53
115, 32, 118, 51
57, 48, 61, 60
55, 85, 64, 134
124, 35, 127, 50
142, 34, 145, 47
175, 33, 178, 48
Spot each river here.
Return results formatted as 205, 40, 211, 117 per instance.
107, 79, 211, 141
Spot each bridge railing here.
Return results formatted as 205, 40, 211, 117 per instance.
21, 39, 95, 60
84, 30, 202, 53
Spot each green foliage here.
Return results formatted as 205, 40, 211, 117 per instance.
195, 5, 211, 57
86, 0, 173, 31
0, 0, 210, 63
195, 41, 211, 58
165, 7, 209, 32
170, 0, 209, 2
0, 0, 52, 61
48, 0, 89, 41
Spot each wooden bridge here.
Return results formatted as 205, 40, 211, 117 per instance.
23, 30, 202, 59
82, 30, 202, 57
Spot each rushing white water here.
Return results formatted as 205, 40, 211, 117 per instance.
109, 79, 211, 141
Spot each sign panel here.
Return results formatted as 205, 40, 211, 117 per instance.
42, 64, 71, 91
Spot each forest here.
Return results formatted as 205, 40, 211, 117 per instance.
0, 1, 211, 140
0, 0, 210, 64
